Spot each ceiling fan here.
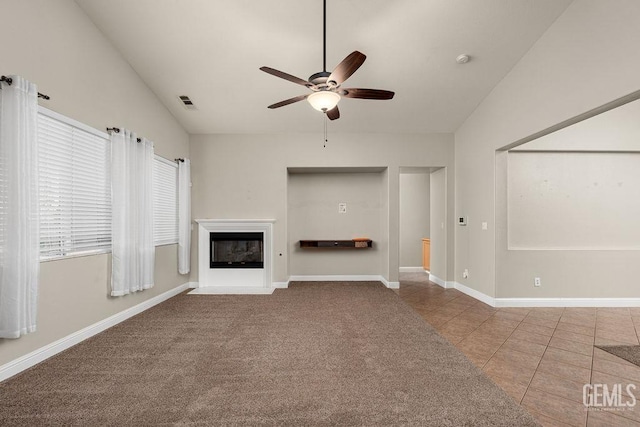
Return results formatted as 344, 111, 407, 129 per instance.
260, 0, 394, 121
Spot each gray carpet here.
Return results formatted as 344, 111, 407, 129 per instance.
596, 345, 640, 367
0, 281, 538, 426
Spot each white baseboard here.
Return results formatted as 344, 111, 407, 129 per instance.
0, 282, 190, 383
452, 281, 496, 306
188, 286, 275, 295
428, 273, 445, 287
399, 267, 427, 273
187, 281, 288, 292
428, 273, 455, 289
288, 275, 383, 282
494, 297, 640, 308
445, 280, 640, 308
380, 277, 400, 289
287, 275, 398, 289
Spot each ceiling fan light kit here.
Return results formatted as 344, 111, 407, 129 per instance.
260, 0, 394, 121
307, 91, 341, 112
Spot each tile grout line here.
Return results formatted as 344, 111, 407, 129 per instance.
503, 310, 595, 427
492, 316, 529, 401
519, 309, 563, 417
458, 303, 501, 357
483, 313, 525, 357
429, 292, 486, 337
522, 310, 592, 427
631, 311, 640, 345
527, 307, 597, 426
585, 311, 598, 427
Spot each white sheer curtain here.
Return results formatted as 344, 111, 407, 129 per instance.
0, 76, 40, 338
110, 130, 155, 296
178, 159, 191, 274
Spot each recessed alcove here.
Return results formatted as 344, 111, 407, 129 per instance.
495, 90, 640, 298
287, 167, 388, 278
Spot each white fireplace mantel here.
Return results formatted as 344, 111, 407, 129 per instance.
191, 219, 276, 295
196, 219, 276, 226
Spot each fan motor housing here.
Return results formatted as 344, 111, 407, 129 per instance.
309, 71, 332, 87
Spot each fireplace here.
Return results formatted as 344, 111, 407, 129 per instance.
194, 219, 275, 294
210, 232, 264, 269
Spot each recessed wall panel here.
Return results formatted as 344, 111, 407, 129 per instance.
507, 151, 640, 250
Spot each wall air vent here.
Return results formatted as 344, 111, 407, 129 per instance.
178, 95, 197, 110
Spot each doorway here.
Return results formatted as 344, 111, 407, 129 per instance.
398, 167, 447, 285
399, 168, 431, 273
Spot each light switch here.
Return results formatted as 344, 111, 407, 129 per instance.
482, 222, 488, 230
338, 203, 347, 214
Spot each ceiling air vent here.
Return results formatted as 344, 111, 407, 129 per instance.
178, 95, 197, 110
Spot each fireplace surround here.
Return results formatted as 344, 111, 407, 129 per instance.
194, 219, 275, 294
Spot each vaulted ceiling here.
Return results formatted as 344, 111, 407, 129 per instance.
75, 0, 572, 134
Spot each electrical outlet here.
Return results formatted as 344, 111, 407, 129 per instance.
534, 277, 541, 287
338, 203, 347, 214
463, 269, 469, 279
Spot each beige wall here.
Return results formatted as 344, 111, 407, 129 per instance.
511, 96, 640, 152
288, 172, 385, 275
0, 0, 189, 366
399, 172, 430, 267
189, 132, 455, 284
507, 152, 640, 250
429, 168, 447, 280
455, 0, 640, 298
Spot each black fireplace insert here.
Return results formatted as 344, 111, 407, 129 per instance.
210, 232, 264, 269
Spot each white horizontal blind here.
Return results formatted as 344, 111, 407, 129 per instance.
39, 111, 111, 260
153, 157, 178, 245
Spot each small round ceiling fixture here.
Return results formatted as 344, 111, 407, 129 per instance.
456, 54, 471, 64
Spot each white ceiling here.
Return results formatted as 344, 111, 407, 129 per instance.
74, 0, 572, 135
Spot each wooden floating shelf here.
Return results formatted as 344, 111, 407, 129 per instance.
299, 240, 373, 249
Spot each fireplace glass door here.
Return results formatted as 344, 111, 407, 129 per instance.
210, 232, 264, 268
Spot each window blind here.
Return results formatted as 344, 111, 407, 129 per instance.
38, 109, 111, 260
153, 156, 178, 245
37, 108, 179, 260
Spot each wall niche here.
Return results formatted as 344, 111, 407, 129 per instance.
286, 167, 387, 277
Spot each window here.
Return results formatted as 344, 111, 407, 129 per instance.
153, 156, 178, 245
37, 108, 179, 260
38, 108, 111, 260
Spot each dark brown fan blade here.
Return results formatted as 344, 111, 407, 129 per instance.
260, 67, 313, 88
267, 94, 309, 109
327, 51, 366, 86
341, 88, 395, 100
326, 106, 340, 120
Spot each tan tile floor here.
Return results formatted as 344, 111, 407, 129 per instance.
397, 272, 640, 426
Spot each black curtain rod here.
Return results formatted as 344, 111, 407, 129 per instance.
106, 127, 141, 142
1, 75, 50, 100
175, 158, 184, 163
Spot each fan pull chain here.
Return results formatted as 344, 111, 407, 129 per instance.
323, 113, 328, 148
